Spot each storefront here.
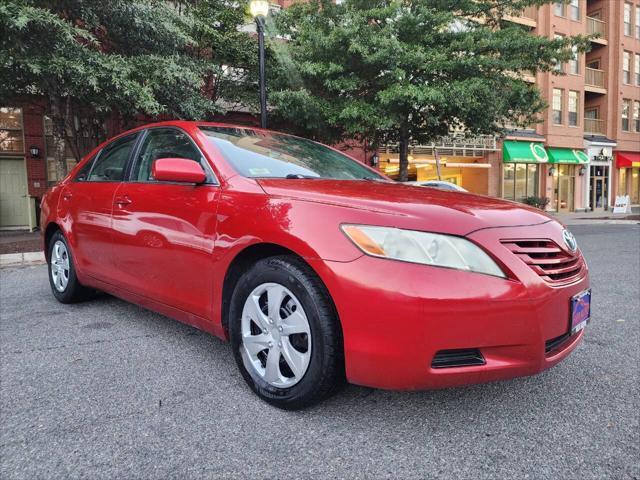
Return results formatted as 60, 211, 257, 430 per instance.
616, 152, 640, 205
584, 141, 615, 212
414, 157, 492, 194
501, 140, 546, 202
378, 155, 493, 194
547, 148, 589, 213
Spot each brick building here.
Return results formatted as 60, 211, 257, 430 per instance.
1, 0, 639, 230
379, 0, 640, 212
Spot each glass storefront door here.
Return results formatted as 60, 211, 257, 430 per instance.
632, 168, 640, 204
589, 165, 609, 211
554, 164, 575, 212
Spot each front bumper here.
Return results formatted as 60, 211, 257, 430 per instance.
310, 221, 590, 390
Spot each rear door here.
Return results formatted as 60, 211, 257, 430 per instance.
58, 133, 139, 284
111, 127, 220, 318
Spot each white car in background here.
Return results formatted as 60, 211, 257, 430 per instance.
403, 180, 467, 192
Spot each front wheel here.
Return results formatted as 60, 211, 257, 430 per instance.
229, 255, 343, 410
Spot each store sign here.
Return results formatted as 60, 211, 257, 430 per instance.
613, 195, 631, 214
592, 147, 613, 163
572, 150, 589, 163
531, 143, 549, 163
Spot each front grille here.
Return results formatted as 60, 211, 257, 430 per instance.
431, 348, 485, 369
501, 239, 584, 285
545, 332, 571, 355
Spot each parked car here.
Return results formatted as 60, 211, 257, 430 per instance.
41, 121, 591, 410
404, 180, 467, 192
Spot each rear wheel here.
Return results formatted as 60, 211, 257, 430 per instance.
48, 231, 94, 303
229, 255, 343, 410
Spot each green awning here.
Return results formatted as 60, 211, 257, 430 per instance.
547, 148, 589, 164
502, 140, 548, 163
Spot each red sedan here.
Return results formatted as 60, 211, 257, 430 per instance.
41, 121, 591, 409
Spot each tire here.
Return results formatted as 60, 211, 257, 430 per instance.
47, 230, 95, 304
229, 255, 344, 410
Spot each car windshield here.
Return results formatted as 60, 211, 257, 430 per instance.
199, 126, 385, 180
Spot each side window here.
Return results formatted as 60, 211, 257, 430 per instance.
132, 128, 204, 182
74, 153, 98, 182
87, 133, 137, 182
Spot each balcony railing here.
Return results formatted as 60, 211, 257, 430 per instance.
586, 16, 606, 40
585, 67, 605, 88
584, 118, 605, 135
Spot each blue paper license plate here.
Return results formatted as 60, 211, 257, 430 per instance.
570, 289, 591, 334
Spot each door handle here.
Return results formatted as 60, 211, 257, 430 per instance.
62, 192, 73, 200
114, 196, 132, 207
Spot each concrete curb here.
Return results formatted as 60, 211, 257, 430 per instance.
0, 251, 46, 269
562, 219, 640, 226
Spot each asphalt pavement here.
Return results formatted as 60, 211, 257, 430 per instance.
1, 223, 638, 479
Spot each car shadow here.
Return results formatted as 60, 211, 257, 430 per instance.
72, 291, 579, 423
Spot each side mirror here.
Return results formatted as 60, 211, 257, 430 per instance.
152, 158, 206, 184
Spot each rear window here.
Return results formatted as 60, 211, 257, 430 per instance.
199, 126, 384, 180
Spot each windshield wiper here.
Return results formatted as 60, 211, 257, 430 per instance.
285, 174, 319, 179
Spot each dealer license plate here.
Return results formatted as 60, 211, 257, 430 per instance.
570, 289, 591, 334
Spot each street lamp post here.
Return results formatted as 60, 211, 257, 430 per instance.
250, 0, 269, 129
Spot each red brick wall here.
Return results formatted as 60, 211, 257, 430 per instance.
20, 101, 48, 199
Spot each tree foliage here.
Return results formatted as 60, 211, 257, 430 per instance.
271, 0, 591, 180
0, 0, 257, 179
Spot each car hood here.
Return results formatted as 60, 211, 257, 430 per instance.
257, 179, 553, 236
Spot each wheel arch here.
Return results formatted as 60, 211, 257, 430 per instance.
43, 222, 62, 262
220, 242, 342, 340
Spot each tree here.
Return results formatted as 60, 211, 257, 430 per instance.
185, 0, 260, 114
0, 0, 255, 180
271, 0, 591, 181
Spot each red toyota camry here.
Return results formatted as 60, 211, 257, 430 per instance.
40, 121, 591, 409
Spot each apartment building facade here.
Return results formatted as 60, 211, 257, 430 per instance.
521, 0, 640, 212
379, 0, 640, 212
1, 0, 639, 230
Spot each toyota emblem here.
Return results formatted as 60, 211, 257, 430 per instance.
562, 229, 578, 252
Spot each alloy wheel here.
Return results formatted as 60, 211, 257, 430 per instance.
50, 240, 70, 292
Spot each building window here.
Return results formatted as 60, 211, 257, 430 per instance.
552, 88, 563, 125
569, 0, 579, 21
636, 6, 640, 38
554, 2, 565, 17
568, 90, 579, 126
553, 34, 565, 72
585, 108, 598, 120
0, 108, 24, 153
503, 163, 540, 201
636, 54, 640, 86
634, 101, 640, 133
623, 51, 631, 84
622, 99, 630, 132
624, 3, 632, 36
568, 45, 580, 75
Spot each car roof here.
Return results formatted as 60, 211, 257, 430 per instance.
117, 120, 272, 137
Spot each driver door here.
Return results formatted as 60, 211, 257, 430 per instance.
111, 127, 220, 319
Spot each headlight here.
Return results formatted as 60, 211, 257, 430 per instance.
341, 224, 506, 278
